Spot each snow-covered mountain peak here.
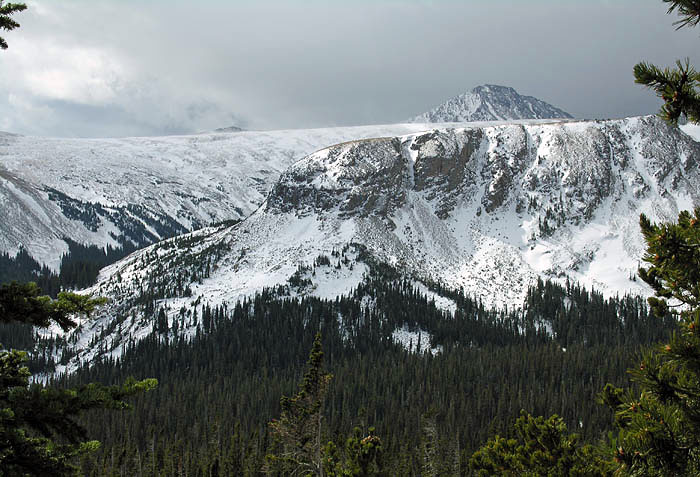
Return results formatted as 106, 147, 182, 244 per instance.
410, 84, 573, 123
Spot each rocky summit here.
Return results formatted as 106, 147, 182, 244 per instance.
410, 84, 573, 123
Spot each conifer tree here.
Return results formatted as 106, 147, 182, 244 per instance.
420, 413, 439, 477
266, 332, 332, 476
600, 208, 700, 475
597, 3, 700, 473
1, 281, 103, 331
634, 0, 700, 124
0, 281, 158, 476
469, 410, 609, 476
0, 1, 26, 50
323, 427, 385, 477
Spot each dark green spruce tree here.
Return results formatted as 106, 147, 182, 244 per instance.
323, 427, 385, 477
0, 282, 157, 476
600, 208, 700, 476
634, 0, 700, 124
267, 332, 388, 477
266, 332, 333, 476
469, 410, 610, 476
0, 1, 26, 50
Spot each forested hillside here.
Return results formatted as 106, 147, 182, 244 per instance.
1, 240, 137, 297
45, 276, 674, 476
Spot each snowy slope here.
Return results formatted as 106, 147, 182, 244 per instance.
55, 115, 699, 374
0, 123, 438, 269
681, 123, 700, 142
410, 85, 573, 123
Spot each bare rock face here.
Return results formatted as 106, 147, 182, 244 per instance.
410, 129, 483, 218
267, 138, 408, 220
266, 116, 698, 231
410, 84, 573, 123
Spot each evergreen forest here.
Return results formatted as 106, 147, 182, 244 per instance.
31, 274, 672, 476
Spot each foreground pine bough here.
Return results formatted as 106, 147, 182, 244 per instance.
0, 282, 157, 476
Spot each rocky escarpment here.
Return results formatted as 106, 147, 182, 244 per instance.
268, 116, 697, 230
268, 137, 408, 219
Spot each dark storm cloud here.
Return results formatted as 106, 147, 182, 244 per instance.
0, 0, 698, 137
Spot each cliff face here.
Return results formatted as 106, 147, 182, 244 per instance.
270, 116, 696, 229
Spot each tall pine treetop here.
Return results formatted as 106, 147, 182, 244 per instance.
635, 0, 700, 124
600, 208, 700, 475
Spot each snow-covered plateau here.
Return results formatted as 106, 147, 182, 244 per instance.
0, 123, 442, 269
48, 115, 698, 374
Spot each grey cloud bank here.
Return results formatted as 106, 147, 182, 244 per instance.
0, 0, 698, 137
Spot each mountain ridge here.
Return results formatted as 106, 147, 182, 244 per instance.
49, 115, 699, 375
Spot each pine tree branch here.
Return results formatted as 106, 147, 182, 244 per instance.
663, 0, 700, 29
0, 1, 25, 50
634, 60, 700, 124
0, 282, 107, 331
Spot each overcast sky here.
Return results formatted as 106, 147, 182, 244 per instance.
0, 0, 698, 137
